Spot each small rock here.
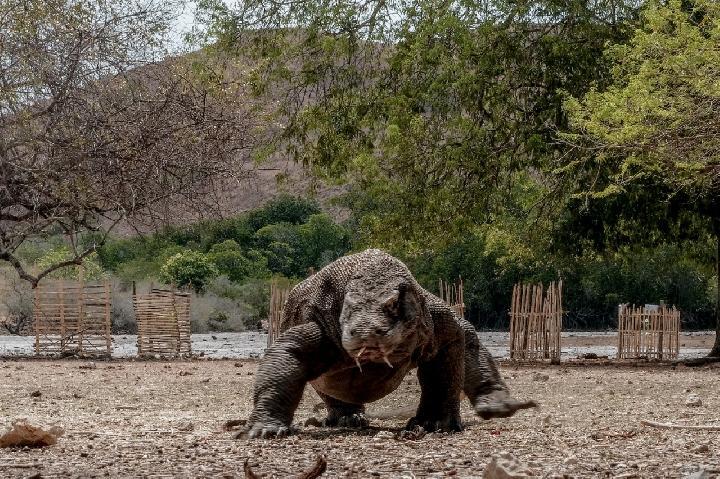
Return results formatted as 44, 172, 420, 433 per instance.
233, 362, 243, 368
483, 452, 533, 478
532, 373, 549, 382
564, 456, 578, 465
373, 431, 394, 440
30, 390, 42, 398
201, 378, 210, 383
175, 421, 194, 432
685, 469, 711, 479
690, 444, 710, 453
304, 417, 322, 427
79, 362, 96, 370
685, 394, 703, 407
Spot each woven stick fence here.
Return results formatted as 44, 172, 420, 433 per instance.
133, 287, 191, 357
617, 304, 680, 360
438, 278, 465, 319
266, 280, 291, 347
34, 279, 112, 357
509, 281, 563, 362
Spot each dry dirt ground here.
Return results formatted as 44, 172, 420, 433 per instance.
1, 359, 719, 478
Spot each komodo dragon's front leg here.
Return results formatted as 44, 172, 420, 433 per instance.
457, 317, 538, 418
244, 322, 340, 439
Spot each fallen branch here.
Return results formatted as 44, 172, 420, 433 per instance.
641, 420, 720, 431
243, 456, 327, 479
297, 455, 327, 479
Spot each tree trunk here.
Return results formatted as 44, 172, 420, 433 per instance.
708, 222, 720, 357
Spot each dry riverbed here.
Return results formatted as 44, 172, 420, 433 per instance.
1, 359, 719, 478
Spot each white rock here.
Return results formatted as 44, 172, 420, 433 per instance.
484, 451, 533, 478
685, 394, 703, 407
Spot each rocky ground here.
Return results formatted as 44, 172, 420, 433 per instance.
1, 359, 719, 478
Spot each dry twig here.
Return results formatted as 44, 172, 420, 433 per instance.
641, 420, 720, 431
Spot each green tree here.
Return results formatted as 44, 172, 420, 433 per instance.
197, 0, 636, 251
160, 251, 219, 292
0, 0, 251, 287
208, 240, 270, 281
36, 246, 105, 282
565, 0, 720, 356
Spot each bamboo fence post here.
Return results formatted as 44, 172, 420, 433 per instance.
33, 287, 40, 355
104, 280, 112, 356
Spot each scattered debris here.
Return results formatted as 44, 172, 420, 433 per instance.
243, 456, 327, 479
641, 420, 720, 431
684, 469, 711, 479
483, 451, 534, 478
397, 426, 426, 440
0, 420, 64, 448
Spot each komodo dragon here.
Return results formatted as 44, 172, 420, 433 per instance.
244, 249, 536, 438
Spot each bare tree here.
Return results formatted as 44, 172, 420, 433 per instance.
0, 0, 254, 287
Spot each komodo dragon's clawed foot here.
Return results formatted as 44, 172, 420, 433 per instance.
405, 414, 462, 433
239, 420, 294, 439
323, 412, 369, 429
474, 390, 538, 420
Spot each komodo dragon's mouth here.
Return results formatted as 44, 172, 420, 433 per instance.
351, 346, 394, 371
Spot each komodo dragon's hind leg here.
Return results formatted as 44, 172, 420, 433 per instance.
457, 317, 538, 419
315, 391, 369, 428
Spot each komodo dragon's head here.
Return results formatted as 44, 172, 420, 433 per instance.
339, 276, 426, 369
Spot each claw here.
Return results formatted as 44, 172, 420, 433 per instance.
382, 354, 393, 368
355, 347, 365, 373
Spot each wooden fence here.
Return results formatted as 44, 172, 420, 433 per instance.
133, 288, 191, 357
265, 280, 291, 347
34, 279, 112, 357
509, 281, 563, 362
438, 278, 465, 319
617, 304, 680, 360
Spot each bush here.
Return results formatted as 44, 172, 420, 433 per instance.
190, 293, 254, 332
208, 240, 270, 281
159, 251, 218, 292
247, 194, 321, 230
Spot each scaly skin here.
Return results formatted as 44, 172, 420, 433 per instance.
243, 249, 536, 439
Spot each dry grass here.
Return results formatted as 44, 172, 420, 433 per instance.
1, 359, 719, 478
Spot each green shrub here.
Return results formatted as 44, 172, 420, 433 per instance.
159, 251, 218, 292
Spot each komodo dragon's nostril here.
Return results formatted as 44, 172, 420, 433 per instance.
374, 327, 387, 336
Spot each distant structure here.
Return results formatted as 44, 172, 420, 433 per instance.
508, 281, 563, 362
617, 304, 680, 360
133, 286, 191, 357
438, 278, 465, 319
34, 279, 112, 357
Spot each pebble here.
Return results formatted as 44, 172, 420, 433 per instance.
483, 451, 533, 479
685, 394, 702, 407
374, 431, 395, 440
